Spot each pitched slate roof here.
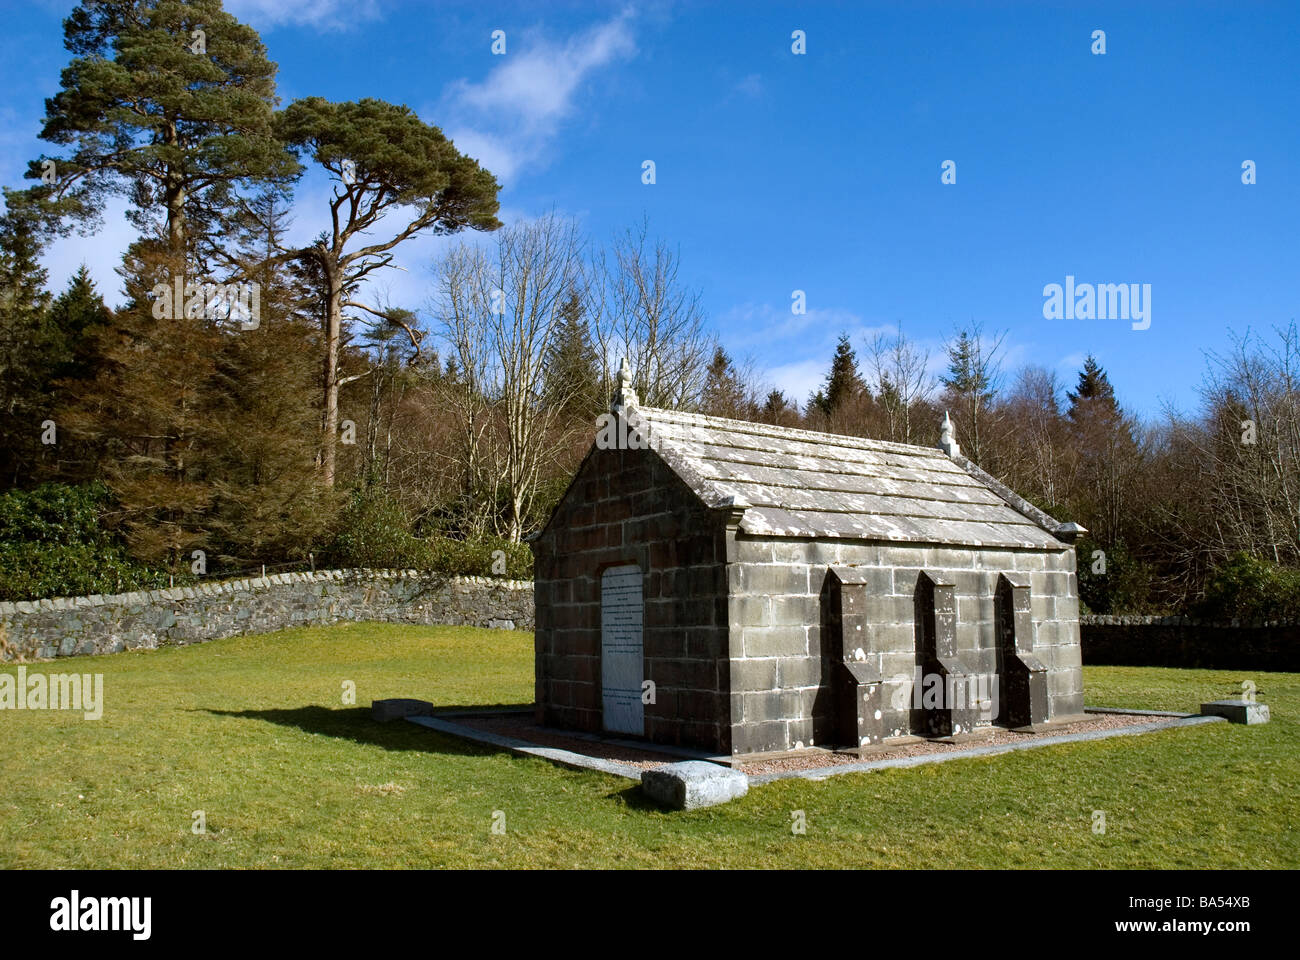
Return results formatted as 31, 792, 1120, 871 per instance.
626, 404, 1069, 550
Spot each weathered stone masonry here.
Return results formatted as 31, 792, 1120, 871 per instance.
0, 570, 533, 662
532, 365, 1086, 758
729, 538, 1080, 754
532, 447, 731, 751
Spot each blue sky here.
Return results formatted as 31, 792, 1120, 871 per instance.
2, 0, 1296, 419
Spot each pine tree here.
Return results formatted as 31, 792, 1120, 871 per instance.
1066, 354, 1118, 421
810, 334, 865, 417
205, 191, 332, 568
1064, 354, 1137, 550
32, 0, 297, 261
57, 238, 219, 572
759, 389, 800, 427
0, 190, 56, 488
47, 265, 113, 382
274, 96, 502, 486
939, 325, 1005, 463
700, 347, 750, 419
543, 287, 600, 419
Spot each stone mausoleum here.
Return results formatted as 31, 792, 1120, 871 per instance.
529, 362, 1087, 757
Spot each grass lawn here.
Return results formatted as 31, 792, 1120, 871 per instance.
1, 622, 1296, 869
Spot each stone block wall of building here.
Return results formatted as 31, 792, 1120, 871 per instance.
0, 570, 534, 662
726, 536, 1083, 754
531, 447, 732, 752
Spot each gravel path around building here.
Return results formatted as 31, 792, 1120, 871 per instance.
738, 711, 1175, 776
455, 709, 1189, 776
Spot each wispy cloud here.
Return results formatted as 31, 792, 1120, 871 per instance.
435, 9, 637, 184
731, 73, 763, 99
719, 301, 891, 351
223, 0, 383, 32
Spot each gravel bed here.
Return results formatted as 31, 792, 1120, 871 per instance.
739, 711, 1175, 775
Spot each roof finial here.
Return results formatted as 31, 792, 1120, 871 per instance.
938, 410, 961, 458
612, 357, 639, 412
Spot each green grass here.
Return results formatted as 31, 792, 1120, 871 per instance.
1, 623, 1296, 868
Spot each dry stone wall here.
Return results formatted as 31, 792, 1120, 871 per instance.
1080, 615, 1300, 671
0, 570, 534, 662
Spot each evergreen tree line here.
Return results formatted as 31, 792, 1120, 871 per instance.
700, 324, 1300, 618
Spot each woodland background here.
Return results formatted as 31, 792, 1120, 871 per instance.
1, 1, 1297, 620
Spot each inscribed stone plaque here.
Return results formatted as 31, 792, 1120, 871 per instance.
601, 564, 644, 735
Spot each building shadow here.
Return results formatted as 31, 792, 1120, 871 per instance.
201, 703, 531, 757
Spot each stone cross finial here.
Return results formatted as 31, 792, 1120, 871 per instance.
938, 410, 961, 458
612, 357, 639, 411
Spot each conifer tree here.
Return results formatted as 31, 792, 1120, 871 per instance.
0, 191, 57, 487
31, 0, 297, 261
543, 286, 601, 419
700, 346, 750, 419
57, 238, 219, 572
939, 324, 1005, 463
274, 96, 502, 486
1067, 354, 1119, 421
47, 265, 113, 382
809, 334, 865, 417
206, 191, 331, 567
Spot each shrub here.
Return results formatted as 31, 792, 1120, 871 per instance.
1194, 552, 1300, 622
327, 488, 533, 579
0, 482, 170, 601
422, 536, 532, 580
1076, 538, 1153, 614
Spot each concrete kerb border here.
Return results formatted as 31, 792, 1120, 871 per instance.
407, 715, 645, 780
406, 707, 1227, 787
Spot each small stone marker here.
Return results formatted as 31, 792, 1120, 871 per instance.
1200, 699, 1270, 725
372, 698, 435, 722
641, 760, 748, 810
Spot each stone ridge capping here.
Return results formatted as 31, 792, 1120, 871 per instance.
0, 569, 534, 617
1081, 613, 1298, 628
950, 454, 1077, 542
639, 405, 946, 458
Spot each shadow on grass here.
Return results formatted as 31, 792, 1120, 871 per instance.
203, 704, 527, 758
608, 783, 663, 811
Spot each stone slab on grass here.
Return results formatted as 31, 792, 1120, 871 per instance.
1200, 699, 1270, 724
642, 760, 749, 810
372, 698, 435, 722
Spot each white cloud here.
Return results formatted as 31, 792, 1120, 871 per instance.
223, 0, 382, 32
1057, 351, 1087, 372
765, 357, 827, 405
437, 9, 637, 186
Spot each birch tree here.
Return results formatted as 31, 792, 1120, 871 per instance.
434, 213, 584, 541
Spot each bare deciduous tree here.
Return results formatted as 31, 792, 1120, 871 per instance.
864, 326, 934, 443
586, 216, 713, 409
434, 213, 585, 541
